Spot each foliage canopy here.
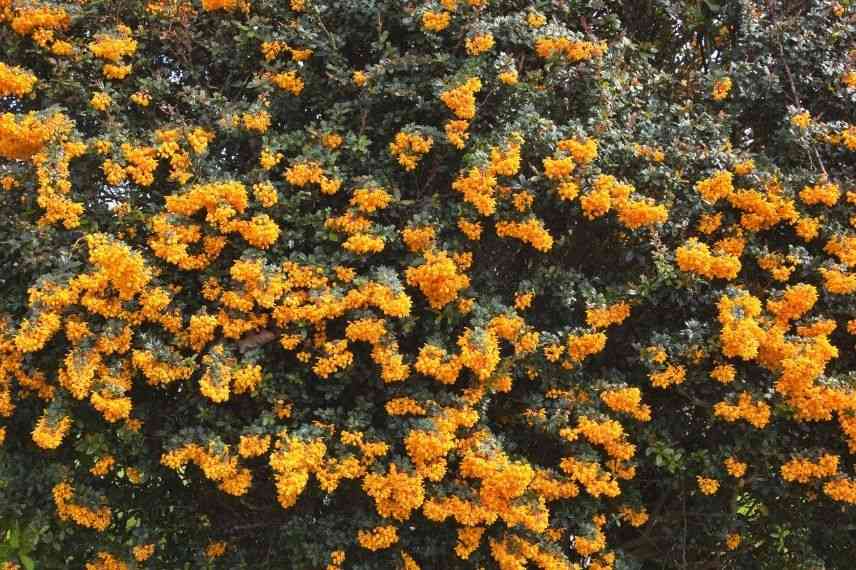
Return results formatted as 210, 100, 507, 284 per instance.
1, 0, 855, 568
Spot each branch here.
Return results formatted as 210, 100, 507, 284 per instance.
237, 329, 277, 353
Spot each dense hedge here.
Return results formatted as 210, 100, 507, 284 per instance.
1, 0, 855, 568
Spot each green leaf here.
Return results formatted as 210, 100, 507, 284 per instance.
8, 522, 19, 549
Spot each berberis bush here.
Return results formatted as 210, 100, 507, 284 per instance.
0, 0, 855, 568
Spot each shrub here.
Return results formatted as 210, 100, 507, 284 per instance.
0, 0, 855, 568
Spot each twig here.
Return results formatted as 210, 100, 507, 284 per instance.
682, 477, 688, 570
311, 5, 338, 52
769, 7, 829, 177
